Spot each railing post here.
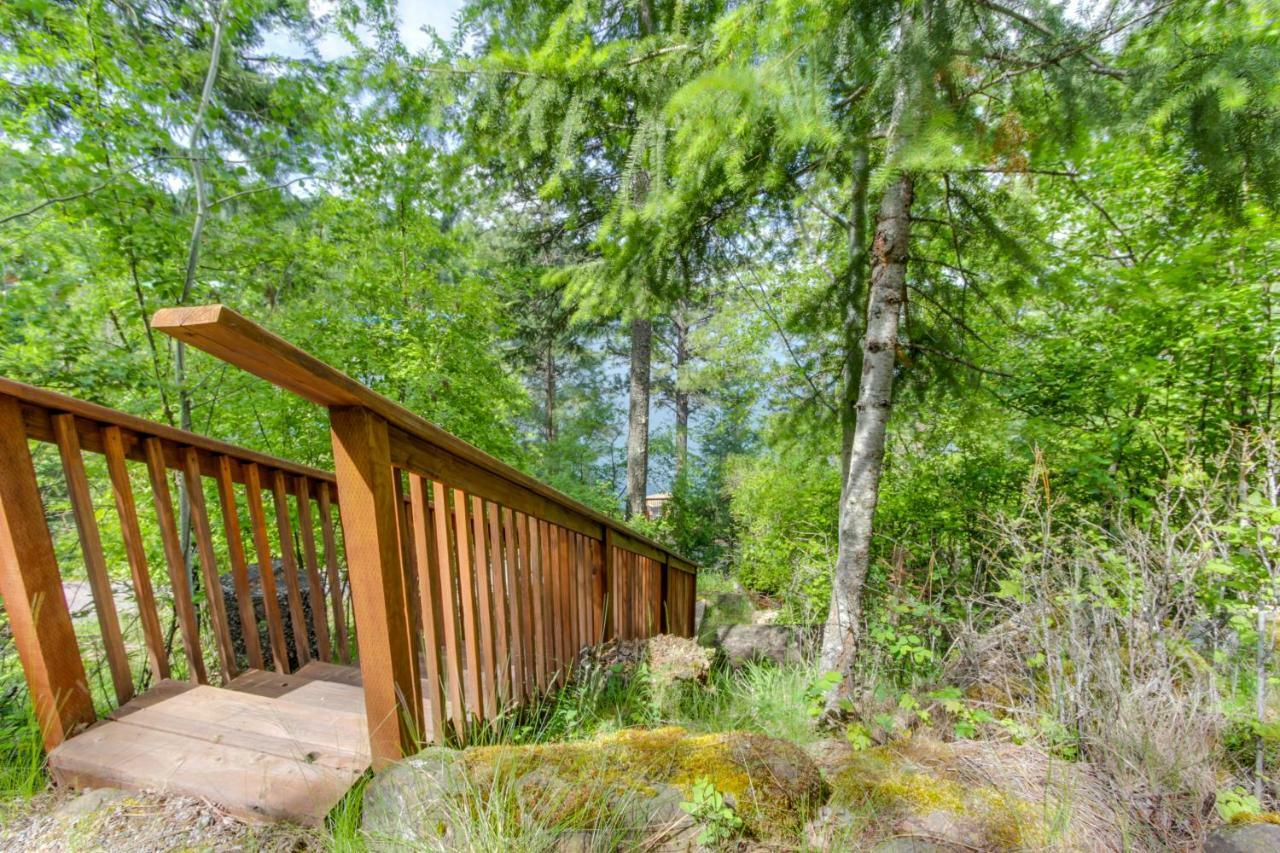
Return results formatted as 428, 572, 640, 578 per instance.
0, 395, 95, 750
330, 406, 423, 768
602, 528, 615, 641
659, 552, 671, 635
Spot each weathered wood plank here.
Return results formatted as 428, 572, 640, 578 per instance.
143, 436, 206, 685
452, 488, 483, 720
408, 475, 446, 744
215, 455, 263, 670
48, 717, 362, 826
469, 495, 497, 718
294, 478, 332, 662
330, 407, 423, 767
316, 484, 350, 663
431, 481, 466, 741
528, 516, 548, 690
182, 447, 238, 682
243, 463, 289, 674
0, 397, 96, 750
270, 469, 311, 668
485, 503, 511, 705
103, 425, 169, 682
52, 414, 133, 706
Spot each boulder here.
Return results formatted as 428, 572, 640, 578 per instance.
710, 624, 818, 668
219, 559, 323, 671
1204, 821, 1280, 853
362, 747, 469, 849
362, 727, 825, 849
814, 734, 1124, 851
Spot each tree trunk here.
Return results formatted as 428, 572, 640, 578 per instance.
545, 343, 557, 443
674, 303, 690, 477
626, 317, 652, 518
840, 143, 871, 486
820, 167, 913, 709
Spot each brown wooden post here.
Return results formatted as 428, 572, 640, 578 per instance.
602, 528, 615, 641
330, 406, 423, 768
0, 396, 95, 750
659, 552, 671, 635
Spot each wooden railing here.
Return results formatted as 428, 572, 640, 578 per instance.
153, 305, 698, 767
0, 377, 350, 750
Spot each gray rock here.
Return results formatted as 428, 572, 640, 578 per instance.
1204, 822, 1280, 853
52, 787, 129, 822
804, 738, 856, 777
710, 624, 818, 667
219, 559, 324, 672
362, 747, 468, 850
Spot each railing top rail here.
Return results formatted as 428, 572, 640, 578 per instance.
152, 304, 695, 571
0, 374, 336, 485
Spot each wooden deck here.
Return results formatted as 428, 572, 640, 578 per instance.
47, 662, 382, 825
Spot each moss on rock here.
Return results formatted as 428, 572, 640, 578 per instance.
462, 726, 824, 838
363, 727, 826, 848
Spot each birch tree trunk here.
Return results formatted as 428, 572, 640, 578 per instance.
626, 317, 652, 518
820, 168, 913, 707
820, 61, 916, 711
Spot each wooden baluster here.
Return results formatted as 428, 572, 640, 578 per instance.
214, 455, 263, 670
468, 496, 497, 718
546, 524, 563, 684
527, 516, 548, 691
484, 502, 510, 706
590, 539, 604, 644
510, 510, 531, 702
330, 407, 423, 766
409, 475, 446, 744
52, 414, 132, 705
270, 469, 311, 667
317, 483, 350, 663
243, 463, 289, 673
295, 478, 332, 662
181, 448, 237, 681
665, 555, 675, 635
603, 530, 616, 642
0, 396, 95, 750
143, 437, 206, 685
431, 481, 466, 741
496, 507, 522, 701
577, 534, 589, 646
102, 426, 168, 681
558, 526, 573, 671
451, 489, 482, 721
389, 471, 424, 737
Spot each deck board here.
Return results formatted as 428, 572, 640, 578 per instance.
47, 664, 374, 825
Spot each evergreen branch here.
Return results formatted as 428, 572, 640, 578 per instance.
906, 340, 1013, 378
0, 157, 168, 226
972, 0, 1125, 78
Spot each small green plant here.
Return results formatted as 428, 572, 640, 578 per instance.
1215, 786, 1262, 823
844, 722, 873, 750
804, 671, 842, 717
680, 777, 743, 847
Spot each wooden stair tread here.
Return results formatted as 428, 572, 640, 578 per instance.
48, 678, 371, 825
106, 681, 369, 771
225, 668, 367, 715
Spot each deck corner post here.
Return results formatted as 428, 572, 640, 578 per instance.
0, 395, 95, 750
330, 405, 424, 769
